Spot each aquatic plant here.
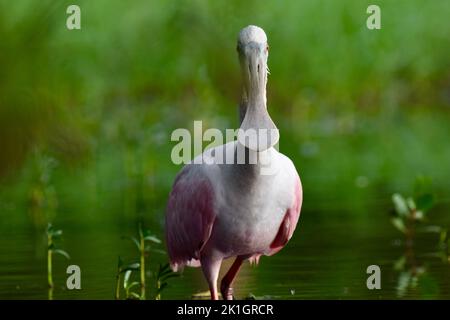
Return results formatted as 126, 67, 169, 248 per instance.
46, 223, 70, 288
122, 223, 162, 299
155, 263, 179, 300
391, 177, 436, 242
46, 223, 70, 300
391, 177, 448, 298
115, 257, 140, 300
117, 223, 177, 300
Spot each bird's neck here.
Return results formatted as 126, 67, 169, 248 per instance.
239, 87, 267, 124
227, 143, 276, 181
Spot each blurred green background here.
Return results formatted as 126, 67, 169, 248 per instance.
0, 0, 449, 299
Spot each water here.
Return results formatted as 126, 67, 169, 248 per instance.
0, 204, 449, 300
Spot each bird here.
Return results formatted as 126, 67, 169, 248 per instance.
165, 25, 302, 300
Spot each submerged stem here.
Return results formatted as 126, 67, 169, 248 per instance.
139, 224, 146, 300
156, 280, 161, 300
47, 234, 53, 289
115, 274, 121, 300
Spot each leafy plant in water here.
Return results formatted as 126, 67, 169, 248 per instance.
46, 223, 70, 299
115, 257, 140, 300
155, 263, 179, 300
119, 223, 171, 299
391, 177, 448, 298
123, 269, 141, 300
391, 177, 435, 239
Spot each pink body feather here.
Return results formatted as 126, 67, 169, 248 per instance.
166, 166, 216, 271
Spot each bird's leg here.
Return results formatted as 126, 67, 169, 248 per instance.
201, 256, 222, 300
220, 256, 244, 300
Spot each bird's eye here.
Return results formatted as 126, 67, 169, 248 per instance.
266, 44, 269, 52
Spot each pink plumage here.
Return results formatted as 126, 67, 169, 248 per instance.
165, 25, 303, 300
166, 166, 216, 271
269, 176, 302, 254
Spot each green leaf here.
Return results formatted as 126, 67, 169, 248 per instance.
159, 268, 175, 279
53, 249, 70, 259
127, 282, 140, 291
47, 224, 62, 237
157, 263, 171, 278
123, 270, 132, 289
158, 269, 173, 278
406, 197, 416, 211
414, 210, 424, 221
143, 230, 161, 243
117, 256, 123, 269
125, 262, 141, 270
415, 193, 434, 213
157, 263, 178, 281
392, 194, 409, 217
160, 263, 170, 271
128, 292, 141, 299
245, 293, 257, 300
439, 230, 448, 244
143, 229, 152, 237
120, 262, 140, 273
52, 230, 63, 238
122, 236, 140, 251
391, 217, 406, 233
144, 235, 161, 244
149, 248, 166, 255
160, 273, 179, 282
156, 282, 168, 294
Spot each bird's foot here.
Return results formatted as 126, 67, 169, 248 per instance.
220, 285, 234, 300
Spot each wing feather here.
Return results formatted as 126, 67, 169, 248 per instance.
165, 165, 216, 271
269, 175, 302, 255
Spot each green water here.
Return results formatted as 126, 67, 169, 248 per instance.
1, 203, 448, 300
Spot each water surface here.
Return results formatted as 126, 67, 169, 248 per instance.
1, 203, 448, 300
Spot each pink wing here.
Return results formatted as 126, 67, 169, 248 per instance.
165, 165, 216, 271
268, 175, 302, 255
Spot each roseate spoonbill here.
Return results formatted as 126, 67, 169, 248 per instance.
166, 25, 302, 300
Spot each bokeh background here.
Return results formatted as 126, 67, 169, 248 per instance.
0, 0, 449, 299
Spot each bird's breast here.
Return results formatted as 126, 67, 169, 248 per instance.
211, 165, 296, 256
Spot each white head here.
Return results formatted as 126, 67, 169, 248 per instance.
238, 25, 268, 48
237, 25, 269, 102
236, 25, 278, 152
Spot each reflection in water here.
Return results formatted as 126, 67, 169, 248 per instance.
393, 226, 449, 298
390, 183, 449, 299
394, 252, 427, 298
